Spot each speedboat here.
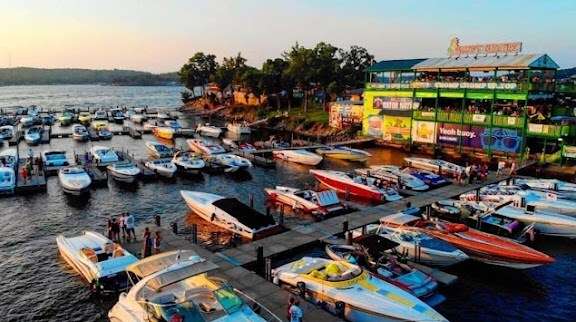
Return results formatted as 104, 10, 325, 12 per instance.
164, 119, 182, 129
144, 141, 173, 158
180, 191, 278, 239
107, 162, 141, 183
208, 153, 252, 172
56, 231, 138, 293
0, 149, 17, 194
172, 152, 205, 174
310, 169, 402, 202
357, 165, 429, 191
72, 124, 90, 141
380, 212, 554, 269
196, 124, 222, 137
264, 186, 344, 216
99, 128, 113, 140
92, 120, 108, 131
42, 150, 69, 168
315, 146, 371, 162
404, 157, 464, 177
273, 149, 323, 166
152, 127, 175, 140
239, 143, 257, 153
0, 125, 14, 140
91, 146, 119, 165
145, 158, 177, 178
129, 113, 147, 124
325, 235, 441, 303
94, 109, 108, 120
111, 108, 125, 123
58, 166, 92, 195
504, 178, 576, 200
24, 126, 42, 145
20, 115, 36, 128
0, 148, 18, 167
221, 138, 238, 149
187, 139, 226, 156
494, 204, 576, 239
78, 112, 92, 125
59, 111, 74, 126
108, 250, 273, 322
226, 122, 251, 134
273, 257, 447, 321
403, 168, 449, 187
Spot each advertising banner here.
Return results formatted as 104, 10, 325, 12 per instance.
563, 146, 576, 158
437, 124, 523, 153
329, 103, 363, 129
366, 115, 383, 137
382, 116, 411, 141
373, 97, 413, 110
437, 124, 473, 146
411, 121, 437, 144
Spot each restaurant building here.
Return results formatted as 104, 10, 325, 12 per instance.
363, 38, 573, 161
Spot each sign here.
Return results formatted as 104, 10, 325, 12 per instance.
329, 102, 363, 129
411, 81, 518, 90
382, 116, 411, 141
447, 37, 522, 57
472, 114, 486, 123
372, 97, 413, 110
411, 121, 436, 144
562, 145, 576, 158
437, 124, 477, 145
366, 115, 383, 137
437, 124, 523, 153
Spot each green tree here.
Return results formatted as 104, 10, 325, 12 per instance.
340, 45, 375, 89
310, 42, 342, 104
261, 58, 289, 109
178, 52, 218, 95
212, 53, 249, 90
283, 43, 315, 113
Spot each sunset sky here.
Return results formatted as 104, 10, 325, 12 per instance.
1, 0, 575, 72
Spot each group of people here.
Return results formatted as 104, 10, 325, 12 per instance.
20, 149, 43, 183
106, 213, 136, 242
456, 162, 489, 185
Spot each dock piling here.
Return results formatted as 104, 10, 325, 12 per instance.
170, 222, 178, 234
256, 246, 264, 275
342, 221, 348, 234
265, 257, 272, 281
191, 224, 198, 244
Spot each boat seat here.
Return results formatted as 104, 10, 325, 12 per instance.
113, 244, 124, 258
81, 247, 98, 263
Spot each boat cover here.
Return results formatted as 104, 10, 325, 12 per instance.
213, 198, 276, 229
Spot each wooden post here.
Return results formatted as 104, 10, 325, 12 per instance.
342, 221, 348, 234
191, 224, 198, 244
249, 194, 254, 208
265, 257, 272, 281
256, 246, 264, 276
279, 205, 285, 226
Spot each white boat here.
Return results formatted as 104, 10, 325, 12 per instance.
0, 125, 14, 140
208, 153, 252, 172
180, 191, 278, 239
315, 146, 371, 162
58, 166, 92, 195
0, 149, 17, 194
172, 152, 205, 174
107, 162, 141, 183
42, 150, 69, 168
221, 138, 238, 149
145, 158, 177, 178
72, 124, 90, 141
144, 141, 173, 158
56, 231, 138, 293
196, 124, 222, 137
273, 149, 323, 166
495, 205, 576, 239
129, 113, 147, 124
91, 146, 119, 165
272, 257, 447, 322
24, 126, 42, 145
264, 186, 344, 216
111, 108, 125, 123
226, 122, 251, 134
506, 178, 576, 199
239, 143, 257, 153
404, 157, 464, 177
356, 165, 430, 191
108, 250, 275, 322
0, 148, 18, 168
164, 119, 182, 129
187, 139, 226, 156
94, 109, 108, 120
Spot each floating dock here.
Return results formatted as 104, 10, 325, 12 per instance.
15, 160, 47, 193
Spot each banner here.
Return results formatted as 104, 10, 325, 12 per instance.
563, 145, 576, 158
437, 124, 523, 153
366, 115, 383, 137
329, 103, 363, 129
373, 97, 413, 110
437, 124, 475, 146
411, 121, 436, 144
382, 116, 411, 141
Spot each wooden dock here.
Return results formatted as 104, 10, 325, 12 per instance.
123, 125, 142, 139
85, 166, 108, 184
15, 160, 47, 193
251, 137, 376, 155
233, 150, 276, 168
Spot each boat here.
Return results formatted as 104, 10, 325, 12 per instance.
0, 166, 15, 194
0, 125, 14, 140
144, 158, 177, 178
94, 109, 108, 120
494, 204, 576, 239
380, 212, 554, 269
356, 165, 429, 191
164, 119, 182, 129
226, 122, 251, 134
129, 113, 147, 124
272, 149, 323, 166
325, 235, 441, 303
196, 124, 222, 137
505, 178, 576, 200
24, 126, 42, 145
264, 186, 344, 216
0, 148, 18, 167
208, 153, 252, 172
41, 114, 55, 126
92, 120, 108, 130
108, 250, 275, 322
315, 146, 371, 162
111, 109, 125, 123
272, 257, 447, 322
91, 146, 119, 165
72, 124, 90, 141
107, 162, 141, 183
403, 168, 450, 187
58, 166, 92, 195
20, 115, 36, 128
78, 112, 92, 125
42, 150, 69, 168
98, 128, 113, 140
239, 143, 257, 153
221, 138, 238, 149
172, 152, 205, 174
152, 127, 175, 140
56, 231, 138, 293
180, 191, 278, 239
404, 157, 464, 177
144, 141, 173, 158
310, 169, 402, 202
59, 111, 74, 126
187, 139, 226, 156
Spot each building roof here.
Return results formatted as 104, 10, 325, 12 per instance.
366, 58, 427, 72
413, 54, 559, 71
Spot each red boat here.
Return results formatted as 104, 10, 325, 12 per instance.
381, 212, 554, 269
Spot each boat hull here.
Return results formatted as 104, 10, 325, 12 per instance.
311, 171, 382, 202
108, 170, 138, 183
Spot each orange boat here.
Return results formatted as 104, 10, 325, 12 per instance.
380, 212, 554, 269
152, 127, 175, 140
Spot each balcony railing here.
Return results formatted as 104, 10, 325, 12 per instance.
527, 123, 570, 138
367, 81, 555, 92
412, 110, 436, 121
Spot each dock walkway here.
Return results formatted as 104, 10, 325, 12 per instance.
251, 137, 375, 154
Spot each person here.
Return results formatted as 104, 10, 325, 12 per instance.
111, 217, 121, 242
288, 297, 303, 322
125, 212, 136, 241
26, 161, 33, 178
497, 160, 505, 176
106, 217, 113, 240
21, 166, 28, 183
153, 231, 161, 254
509, 161, 517, 176
142, 227, 152, 258
119, 213, 127, 240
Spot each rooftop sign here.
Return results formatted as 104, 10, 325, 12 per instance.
448, 37, 522, 57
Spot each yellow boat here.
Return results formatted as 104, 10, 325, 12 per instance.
152, 127, 175, 140
78, 112, 92, 125
91, 121, 108, 130
316, 146, 372, 162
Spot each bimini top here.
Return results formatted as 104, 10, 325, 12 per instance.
412, 54, 559, 71
213, 198, 277, 230
367, 58, 427, 73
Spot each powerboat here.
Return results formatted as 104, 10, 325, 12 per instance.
239, 143, 257, 153
264, 186, 344, 216
91, 146, 119, 165
180, 191, 278, 239
58, 166, 92, 195
164, 119, 182, 129
380, 212, 554, 269
172, 152, 205, 174
504, 178, 576, 200
94, 109, 108, 120
0, 149, 17, 194
42, 150, 69, 168
20, 115, 37, 128
59, 111, 74, 126
24, 126, 42, 145
272, 257, 447, 322
72, 124, 90, 141
325, 235, 442, 303
356, 165, 429, 191
107, 162, 141, 183
404, 157, 464, 177
272, 149, 323, 166
0, 125, 14, 140
144, 158, 177, 178
187, 139, 226, 156
221, 138, 238, 149
78, 112, 92, 125
108, 250, 274, 322
310, 169, 402, 202
152, 127, 175, 140
92, 120, 108, 130
494, 204, 576, 239
226, 122, 251, 134
0, 148, 18, 168
129, 113, 147, 124
144, 141, 173, 158
402, 168, 449, 187
56, 231, 138, 293
196, 124, 222, 137
99, 128, 113, 140
315, 146, 371, 162
208, 153, 252, 172
111, 108, 125, 123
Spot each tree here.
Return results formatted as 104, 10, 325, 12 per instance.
283, 43, 315, 113
211, 52, 249, 90
310, 42, 342, 104
261, 58, 289, 109
340, 45, 375, 89
178, 52, 218, 95
240, 67, 264, 104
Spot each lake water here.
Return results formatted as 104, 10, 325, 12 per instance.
0, 85, 575, 322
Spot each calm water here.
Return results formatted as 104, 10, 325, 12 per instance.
0, 85, 575, 322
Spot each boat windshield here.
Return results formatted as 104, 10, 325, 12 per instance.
307, 262, 362, 282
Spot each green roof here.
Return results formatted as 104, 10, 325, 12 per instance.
366, 59, 427, 72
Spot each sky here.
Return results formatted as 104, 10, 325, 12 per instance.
1, 0, 575, 73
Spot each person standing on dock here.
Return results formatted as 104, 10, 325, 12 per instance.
288, 297, 303, 322
119, 213, 127, 240
125, 213, 136, 242
153, 231, 161, 254
142, 227, 152, 258
111, 217, 121, 242
497, 159, 505, 176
